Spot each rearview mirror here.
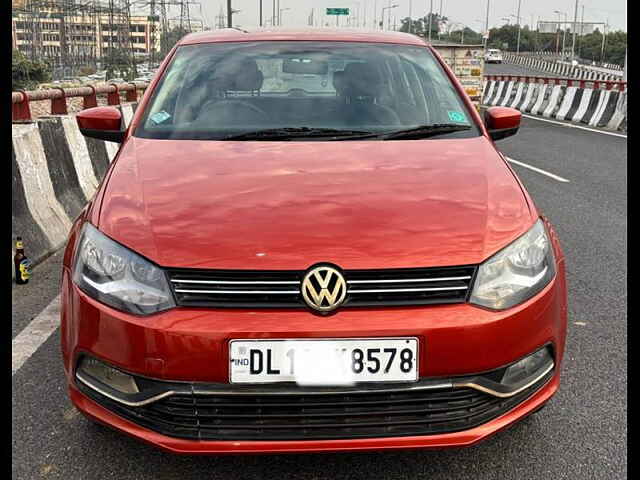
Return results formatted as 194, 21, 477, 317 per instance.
484, 107, 521, 141
76, 106, 125, 143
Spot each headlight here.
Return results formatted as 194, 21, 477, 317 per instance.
73, 223, 175, 315
470, 219, 556, 310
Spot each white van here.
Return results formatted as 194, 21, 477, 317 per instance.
485, 49, 503, 64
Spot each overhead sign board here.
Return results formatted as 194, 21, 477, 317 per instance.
326, 8, 349, 15
538, 21, 601, 35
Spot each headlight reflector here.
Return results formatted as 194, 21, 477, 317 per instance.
73, 223, 175, 315
470, 219, 556, 310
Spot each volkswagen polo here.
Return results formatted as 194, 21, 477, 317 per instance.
61, 29, 567, 454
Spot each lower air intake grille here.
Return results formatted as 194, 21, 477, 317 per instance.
78, 371, 551, 441
167, 265, 477, 308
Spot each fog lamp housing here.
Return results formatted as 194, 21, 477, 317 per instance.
502, 346, 553, 386
77, 356, 139, 394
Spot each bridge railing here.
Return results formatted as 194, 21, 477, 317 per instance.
483, 75, 627, 92
12, 82, 149, 122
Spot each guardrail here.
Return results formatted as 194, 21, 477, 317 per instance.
12, 82, 149, 122
483, 75, 627, 92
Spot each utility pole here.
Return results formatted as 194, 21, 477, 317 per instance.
259, 0, 263, 26
571, 0, 578, 60
227, 0, 232, 27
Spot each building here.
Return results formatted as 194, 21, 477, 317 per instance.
11, 1, 162, 65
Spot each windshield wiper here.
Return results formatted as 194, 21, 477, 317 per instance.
221, 127, 374, 141
377, 124, 472, 140
329, 124, 473, 141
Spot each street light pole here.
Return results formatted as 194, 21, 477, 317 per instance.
438, 0, 443, 40
259, 0, 263, 27
571, 0, 578, 60
562, 13, 567, 58
515, 0, 521, 54
554, 11, 567, 57
428, 0, 433, 42
381, 3, 397, 30
373, 0, 377, 29
279, 7, 290, 26
484, 0, 490, 49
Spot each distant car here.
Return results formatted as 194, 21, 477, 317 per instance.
107, 78, 126, 84
485, 49, 503, 64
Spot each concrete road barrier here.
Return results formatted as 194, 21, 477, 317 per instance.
11, 103, 137, 276
482, 76, 627, 133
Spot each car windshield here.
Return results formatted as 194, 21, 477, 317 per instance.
135, 41, 479, 141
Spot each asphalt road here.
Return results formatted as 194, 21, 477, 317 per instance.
12, 118, 626, 479
484, 62, 561, 77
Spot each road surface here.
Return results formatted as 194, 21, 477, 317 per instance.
12, 118, 626, 479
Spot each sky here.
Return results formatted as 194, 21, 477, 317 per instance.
188, 0, 626, 33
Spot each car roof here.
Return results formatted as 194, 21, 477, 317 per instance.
178, 28, 428, 47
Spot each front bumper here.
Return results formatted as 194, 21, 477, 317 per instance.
61, 257, 567, 453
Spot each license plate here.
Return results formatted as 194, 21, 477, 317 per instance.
229, 338, 419, 385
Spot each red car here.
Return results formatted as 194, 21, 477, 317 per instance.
62, 29, 567, 454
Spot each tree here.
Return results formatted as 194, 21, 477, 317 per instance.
12, 49, 50, 90
400, 13, 447, 39
577, 29, 626, 65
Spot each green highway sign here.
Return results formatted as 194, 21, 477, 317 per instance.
326, 8, 349, 15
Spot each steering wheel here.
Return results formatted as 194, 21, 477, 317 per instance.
197, 99, 269, 124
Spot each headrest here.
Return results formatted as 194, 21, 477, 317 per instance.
342, 62, 383, 98
210, 58, 263, 92
233, 59, 264, 91
332, 70, 346, 94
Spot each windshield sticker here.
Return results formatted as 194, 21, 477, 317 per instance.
447, 111, 468, 124
150, 111, 171, 125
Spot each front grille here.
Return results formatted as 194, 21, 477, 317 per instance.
167, 265, 476, 308
78, 371, 552, 441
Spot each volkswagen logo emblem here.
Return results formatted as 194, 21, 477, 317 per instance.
301, 265, 347, 313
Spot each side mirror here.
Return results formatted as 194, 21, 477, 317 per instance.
485, 107, 521, 141
76, 107, 125, 143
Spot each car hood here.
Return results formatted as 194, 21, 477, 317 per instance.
98, 136, 533, 270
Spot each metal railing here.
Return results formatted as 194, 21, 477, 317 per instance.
12, 82, 149, 122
